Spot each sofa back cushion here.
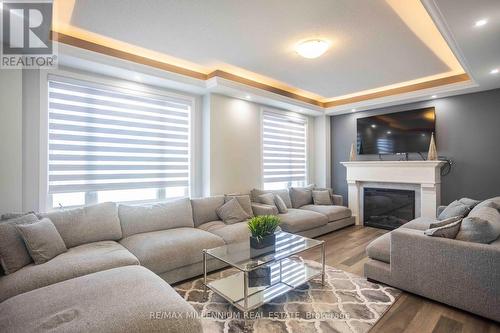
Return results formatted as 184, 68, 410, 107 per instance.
119, 198, 193, 238
0, 214, 39, 274
289, 185, 315, 208
438, 199, 473, 220
191, 196, 225, 227
224, 194, 254, 217
250, 189, 292, 208
42, 202, 122, 248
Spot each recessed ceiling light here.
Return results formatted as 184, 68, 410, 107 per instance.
474, 19, 488, 27
351, 108, 356, 112
295, 39, 330, 59
371, 124, 377, 128
431, 95, 437, 98
245, 95, 251, 100
490, 68, 499, 75
386, 131, 391, 134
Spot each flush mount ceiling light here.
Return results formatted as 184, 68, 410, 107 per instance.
474, 19, 488, 27
295, 39, 330, 59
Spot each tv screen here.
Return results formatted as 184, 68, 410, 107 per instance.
357, 107, 435, 155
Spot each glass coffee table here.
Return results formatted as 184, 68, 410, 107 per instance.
202, 231, 325, 313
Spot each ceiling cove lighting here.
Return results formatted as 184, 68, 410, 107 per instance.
295, 39, 330, 59
490, 68, 499, 75
474, 19, 488, 27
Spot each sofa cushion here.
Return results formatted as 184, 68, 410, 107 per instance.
289, 185, 315, 208
0, 214, 39, 274
118, 198, 193, 238
0, 241, 139, 303
429, 216, 463, 229
424, 220, 462, 239
225, 194, 254, 217
274, 195, 288, 214
278, 208, 328, 233
312, 190, 333, 205
198, 221, 250, 244
251, 189, 292, 208
0, 266, 202, 333
15, 218, 67, 265
216, 198, 250, 224
300, 204, 351, 222
437, 199, 475, 220
400, 217, 438, 231
120, 228, 224, 274
472, 196, 500, 213
41, 202, 122, 248
366, 232, 391, 264
456, 204, 500, 244
191, 196, 225, 227
258, 193, 275, 206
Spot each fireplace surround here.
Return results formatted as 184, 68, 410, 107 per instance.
341, 161, 445, 225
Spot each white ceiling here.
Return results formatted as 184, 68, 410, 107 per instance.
68, 0, 451, 98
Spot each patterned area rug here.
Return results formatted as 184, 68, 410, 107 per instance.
174, 259, 401, 333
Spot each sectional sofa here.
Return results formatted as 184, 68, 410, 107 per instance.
0, 188, 352, 332
365, 197, 500, 322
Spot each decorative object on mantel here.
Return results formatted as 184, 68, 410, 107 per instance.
349, 142, 357, 161
427, 133, 438, 160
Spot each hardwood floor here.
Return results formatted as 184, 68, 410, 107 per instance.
301, 225, 500, 333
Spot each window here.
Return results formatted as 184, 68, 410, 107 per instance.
47, 77, 192, 208
262, 110, 307, 190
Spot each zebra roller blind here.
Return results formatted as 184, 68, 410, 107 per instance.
262, 111, 307, 189
48, 77, 191, 206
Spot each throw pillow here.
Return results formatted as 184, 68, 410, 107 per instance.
216, 198, 251, 224
0, 214, 39, 274
289, 184, 315, 208
225, 194, 254, 217
250, 189, 292, 209
259, 193, 276, 206
274, 195, 288, 214
312, 190, 333, 205
438, 200, 471, 220
429, 216, 462, 229
424, 220, 462, 239
455, 205, 500, 244
16, 218, 67, 264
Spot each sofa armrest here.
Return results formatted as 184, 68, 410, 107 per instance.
391, 228, 500, 321
437, 205, 447, 216
330, 194, 344, 206
251, 203, 278, 216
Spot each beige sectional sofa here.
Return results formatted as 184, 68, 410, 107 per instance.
365, 197, 500, 322
0, 189, 352, 332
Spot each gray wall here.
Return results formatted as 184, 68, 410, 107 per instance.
331, 88, 500, 205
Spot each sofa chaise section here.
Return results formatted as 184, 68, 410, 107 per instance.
0, 240, 139, 303
0, 266, 202, 333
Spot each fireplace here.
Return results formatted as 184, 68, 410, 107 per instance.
363, 188, 415, 230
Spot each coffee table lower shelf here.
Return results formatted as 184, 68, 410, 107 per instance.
206, 258, 322, 312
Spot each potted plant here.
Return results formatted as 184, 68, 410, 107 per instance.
247, 215, 281, 250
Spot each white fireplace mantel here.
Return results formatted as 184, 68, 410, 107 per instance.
341, 161, 446, 225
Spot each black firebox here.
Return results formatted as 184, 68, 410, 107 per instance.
363, 188, 415, 230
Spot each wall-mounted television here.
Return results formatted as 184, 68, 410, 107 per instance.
357, 107, 435, 155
